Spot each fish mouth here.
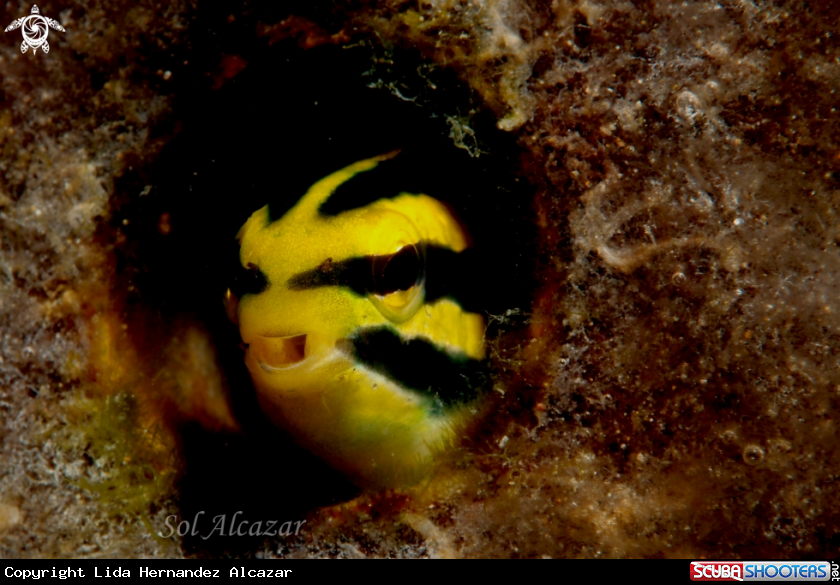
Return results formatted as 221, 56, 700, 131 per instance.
248, 333, 308, 371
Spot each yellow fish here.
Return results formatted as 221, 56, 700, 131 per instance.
225, 152, 486, 487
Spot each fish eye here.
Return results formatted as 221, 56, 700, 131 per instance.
369, 243, 425, 323
372, 244, 422, 294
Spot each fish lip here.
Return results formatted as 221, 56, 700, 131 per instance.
246, 333, 309, 371
257, 359, 300, 373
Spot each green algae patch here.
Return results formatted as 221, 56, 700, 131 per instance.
66, 392, 178, 546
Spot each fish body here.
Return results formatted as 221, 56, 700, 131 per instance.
227, 153, 486, 487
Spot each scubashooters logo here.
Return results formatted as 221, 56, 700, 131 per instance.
692, 563, 745, 581
691, 561, 832, 582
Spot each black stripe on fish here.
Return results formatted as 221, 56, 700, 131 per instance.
338, 327, 486, 410
286, 244, 485, 313
287, 245, 421, 297
317, 155, 429, 217
423, 246, 483, 314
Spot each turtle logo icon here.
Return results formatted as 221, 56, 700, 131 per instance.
5, 5, 65, 54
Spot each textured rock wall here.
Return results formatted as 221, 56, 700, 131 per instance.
0, 1, 190, 557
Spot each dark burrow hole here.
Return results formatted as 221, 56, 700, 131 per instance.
107, 7, 537, 556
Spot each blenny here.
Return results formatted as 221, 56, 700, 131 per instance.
225, 152, 487, 487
